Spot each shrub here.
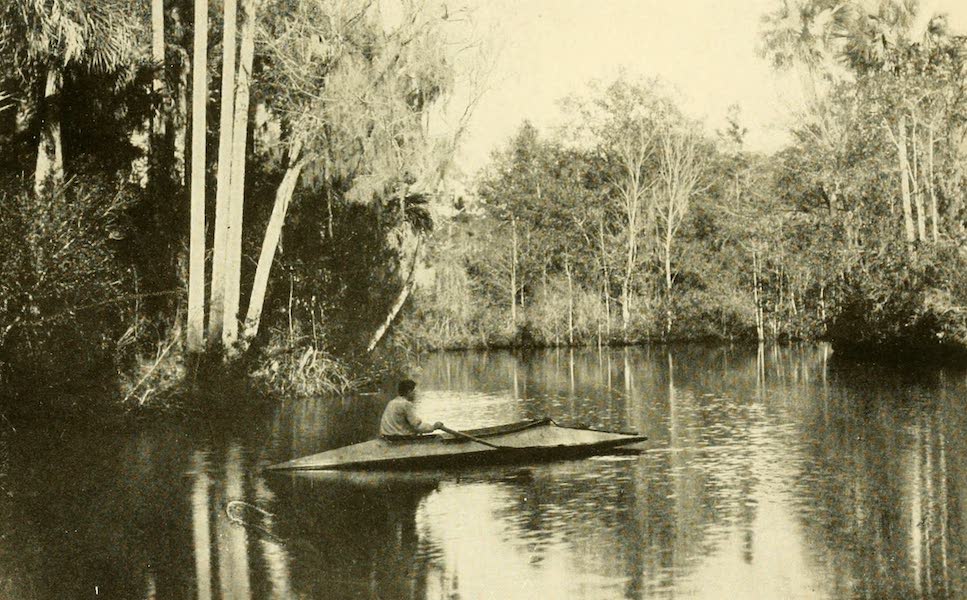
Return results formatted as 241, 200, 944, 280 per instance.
827, 241, 967, 360
249, 329, 358, 397
0, 177, 135, 395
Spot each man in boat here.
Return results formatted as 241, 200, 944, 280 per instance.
380, 379, 443, 437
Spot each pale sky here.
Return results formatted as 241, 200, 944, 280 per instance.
452, 0, 967, 172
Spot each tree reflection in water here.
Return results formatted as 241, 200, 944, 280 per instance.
0, 344, 962, 599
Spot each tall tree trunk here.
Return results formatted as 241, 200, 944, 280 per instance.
621, 281, 631, 337
221, 0, 256, 350
34, 66, 63, 195
911, 118, 927, 243
928, 126, 939, 243
619, 160, 642, 340
897, 116, 917, 249
151, 0, 166, 161
510, 215, 517, 329
187, 0, 209, 352
171, 6, 189, 186
598, 217, 611, 340
174, 49, 189, 186
565, 258, 574, 346
819, 283, 827, 335
242, 145, 306, 343
752, 250, 764, 343
520, 244, 527, 313
664, 216, 674, 336
664, 228, 673, 293
622, 219, 636, 338
367, 235, 423, 352
209, 0, 238, 344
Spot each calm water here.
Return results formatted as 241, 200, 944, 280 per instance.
1, 344, 965, 599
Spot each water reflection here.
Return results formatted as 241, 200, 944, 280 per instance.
191, 451, 213, 600
0, 344, 963, 599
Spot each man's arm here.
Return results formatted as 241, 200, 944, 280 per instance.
405, 403, 440, 433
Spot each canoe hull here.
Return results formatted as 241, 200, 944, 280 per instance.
266, 419, 647, 472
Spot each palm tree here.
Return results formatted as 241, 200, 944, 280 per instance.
835, 0, 954, 74
833, 1, 955, 247
221, 0, 258, 351
187, 0, 208, 352
1, 0, 142, 194
208, 0, 238, 345
759, 0, 848, 102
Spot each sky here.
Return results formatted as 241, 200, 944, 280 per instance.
451, 0, 967, 173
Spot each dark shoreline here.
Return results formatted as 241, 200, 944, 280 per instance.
415, 335, 967, 367
4, 337, 964, 428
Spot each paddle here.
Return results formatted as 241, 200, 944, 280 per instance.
436, 424, 504, 449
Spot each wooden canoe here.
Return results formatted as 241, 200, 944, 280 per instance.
266, 418, 647, 472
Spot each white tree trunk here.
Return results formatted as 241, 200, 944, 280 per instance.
510, 216, 517, 329
664, 219, 673, 336
928, 126, 939, 243
151, 0, 166, 143
752, 250, 763, 342
187, 0, 209, 352
367, 236, 423, 352
897, 116, 917, 248
598, 217, 611, 339
242, 151, 306, 344
622, 222, 636, 337
209, 0, 238, 344
173, 43, 189, 185
911, 118, 927, 243
565, 258, 574, 346
171, 3, 189, 187
221, 0, 257, 350
621, 281, 631, 336
34, 67, 64, 195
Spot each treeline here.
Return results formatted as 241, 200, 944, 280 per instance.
0, 0, 479, 407
403, 0, 967, 359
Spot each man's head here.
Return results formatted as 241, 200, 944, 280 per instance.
398, 379, 417, 399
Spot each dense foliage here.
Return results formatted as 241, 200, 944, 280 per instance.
1, 0, 964, 413
403, 0, 967, 359
0, 0, 471, 408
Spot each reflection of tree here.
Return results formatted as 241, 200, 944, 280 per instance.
791, 363, 966, 599
268, 393, 386, 463
190, 451, 213, 600
216, 444, 252, 600
268, 474, 439, 600
257, 344, 967, 600
0, 425, 196, 598
2, 345, 961, 599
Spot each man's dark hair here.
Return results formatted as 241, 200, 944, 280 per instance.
398, 379, 417, 396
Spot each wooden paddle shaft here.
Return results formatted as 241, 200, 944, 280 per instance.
438, 425, 503, 449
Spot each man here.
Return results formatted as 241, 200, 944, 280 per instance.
379, 379, 443, 437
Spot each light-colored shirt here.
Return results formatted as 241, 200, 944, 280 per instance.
380, 397, 435, 436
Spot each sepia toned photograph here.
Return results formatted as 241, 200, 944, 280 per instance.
1, 0, 965, 598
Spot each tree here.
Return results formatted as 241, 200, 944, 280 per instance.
653, 125, 707, 335
208, 0, 238, 343
220, 0, 257, 349
186, 0, 208, 352
762, 0, 963, 251
759, 0, 846, 102
478, 122, 547, 331
239, 0, 461, 348
0, 0, 143, 194
563, 77, 676, 337
151, 0, 165, 146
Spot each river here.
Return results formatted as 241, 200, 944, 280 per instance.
0, 344, 964, 599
